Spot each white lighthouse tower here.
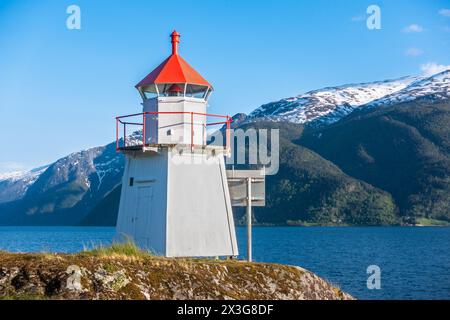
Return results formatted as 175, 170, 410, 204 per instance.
115, 31, 238, 258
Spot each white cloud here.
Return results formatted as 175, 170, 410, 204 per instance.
420, 62, 450, 76
405, 48, 423, 56
439, 8, 450, 17
402, 24, 425, 33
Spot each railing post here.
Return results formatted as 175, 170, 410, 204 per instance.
191, 112, 194, 152
142, 112, 146, 149
116, 118, 119, 151
226, 116, 231, 153
123, 123, 126, 148
247, 177, 252, 262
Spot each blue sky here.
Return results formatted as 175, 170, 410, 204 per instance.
0, 0, 449, 172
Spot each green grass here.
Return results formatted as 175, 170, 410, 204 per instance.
81, 240, 152, 258
415, 217, 450, 226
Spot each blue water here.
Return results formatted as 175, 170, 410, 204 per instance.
0, 226, 449, 300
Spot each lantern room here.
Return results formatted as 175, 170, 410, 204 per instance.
133, 30, 213, 146
136, 31, 212, 100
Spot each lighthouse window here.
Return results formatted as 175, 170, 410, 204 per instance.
129, 177, 134, 186
185, 84, 209, 99
140, 84, 158, 100
144, 91, 158, 99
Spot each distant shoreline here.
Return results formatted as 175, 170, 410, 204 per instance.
0, 222, 449, 228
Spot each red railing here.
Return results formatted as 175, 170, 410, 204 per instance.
116, 111, 232, 152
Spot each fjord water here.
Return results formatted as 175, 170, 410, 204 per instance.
0, 226, 448, 300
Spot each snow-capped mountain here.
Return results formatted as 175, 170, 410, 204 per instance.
247, 70, 450, 126
0, 143, 125, 206
0, 166, 48, 203
0, 167, 45, 182
365, 70, 450, 108
0, 141, 124, 225
1, 70, 449, 225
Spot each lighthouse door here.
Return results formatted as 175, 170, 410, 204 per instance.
133, 185, 153, 246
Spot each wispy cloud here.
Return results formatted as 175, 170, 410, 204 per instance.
405, 48, 423, 56
421, 62, 450, 76
402, 24, 425, 33
439, 8, 450, 17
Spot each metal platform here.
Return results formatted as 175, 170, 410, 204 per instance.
116, 111, 231, 153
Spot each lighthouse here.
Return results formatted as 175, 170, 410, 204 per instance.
115, 31, 238, 258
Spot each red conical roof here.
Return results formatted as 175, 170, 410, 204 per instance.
136, 31, 212, 89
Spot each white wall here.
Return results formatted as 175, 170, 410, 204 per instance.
115, 151, 168, 254
115, 149, 238, 258
166, 151, 238, 257
143, 97, 207, 146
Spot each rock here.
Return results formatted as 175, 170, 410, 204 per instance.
94, 268, 130, 292
66, 265, 87, 293
0, 252, 354, 300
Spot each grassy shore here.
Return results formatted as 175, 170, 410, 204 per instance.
0, 241, 353, 300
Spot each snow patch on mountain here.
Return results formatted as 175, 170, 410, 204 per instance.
365, 70, 450, 108
94, 155, 123, 190
0, 166, 48, 203
0, 166, 47, 184
246, 71, 450, 126
247, 76, 420, 126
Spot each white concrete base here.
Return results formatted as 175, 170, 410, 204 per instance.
115, 148, 238, 257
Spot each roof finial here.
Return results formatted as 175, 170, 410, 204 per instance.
171, 30, 180, 55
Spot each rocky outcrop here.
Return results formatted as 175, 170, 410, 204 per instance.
0, 252, 353, 300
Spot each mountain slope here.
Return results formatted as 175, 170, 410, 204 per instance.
0, 166, 48, 203
247, 70, 450, 127
300, 99, 450, 222
0, 143, 124, 225
365, 70, 450, 108
247, 76, 419, 126
81, 122, 399, 226
240, 122, 398, 225
79, 184, 122, 226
